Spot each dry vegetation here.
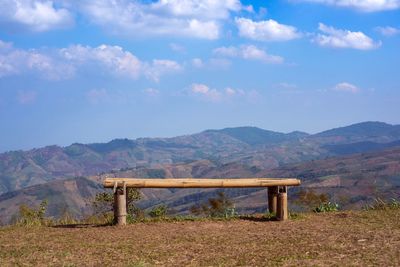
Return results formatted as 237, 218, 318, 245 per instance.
1, 210, 400, 266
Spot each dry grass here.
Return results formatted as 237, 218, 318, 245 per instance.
1, 210, 400, 266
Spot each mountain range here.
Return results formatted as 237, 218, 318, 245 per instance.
1, 121, 400, 224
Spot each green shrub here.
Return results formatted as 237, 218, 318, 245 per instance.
83, 213, 114, 225
263, 212, 276, 220
17, 200, 50, 226
295, 189, 330, 211
149, 204, 168, 218
92, 188, 142, 223
190, 192, 237, 218
313, 202, 339, 213
57, 210, 79, 225
364, 198, 400, 210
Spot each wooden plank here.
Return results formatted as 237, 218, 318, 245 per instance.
103, 178, 301, 188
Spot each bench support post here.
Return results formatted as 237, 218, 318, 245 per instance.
113, 182, 127, 226
277, 186, 288, 221
268, 186, 278, 214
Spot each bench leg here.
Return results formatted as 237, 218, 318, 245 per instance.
268, 186, 278, 214
277, 186, 288, 221
113, 183, 127, 226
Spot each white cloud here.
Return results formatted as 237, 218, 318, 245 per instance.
17, 90, 37, 104
333, 82, 360, 93
375, 26, 400, 36
151, 0, 244, 19
0, 40, 181, 81
313, 23, 381, 50
213, 46, 239, 57
235, 17, 301, 41
191, 83, 212, 94
61, 44, 142, 78
225, 87, 247, 96
80, 0, 250, 40
213, 45, 283, 64
296, 0, 400, 12
145, 59, 182, 82
0, 0, 73, 32
190, 83, 222, 102
0, 43, 74, 79
191, 57, 232, 69
225, 87, 237, 96
190, 83, 255, 102
191, 58, 204, 68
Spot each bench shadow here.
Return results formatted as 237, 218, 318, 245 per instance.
52, 223, 112, 229
51, 216, 279, 227
238, 216, 277, 222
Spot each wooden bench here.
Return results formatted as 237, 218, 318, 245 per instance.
103, 178, 301, 225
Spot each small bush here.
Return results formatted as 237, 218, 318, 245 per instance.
17, 200, 50, 226
92, 188, 142, 224
313, 202, 339, 213
190, 192, 237, 218
296, 189, 330, 211
364, 198, 400, 211
263, 212, 276, 220
83, 213, 114, 225
57, 210, 79, 225
149, 204, 168, 218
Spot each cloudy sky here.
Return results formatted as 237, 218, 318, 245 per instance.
0, 0, 399, 152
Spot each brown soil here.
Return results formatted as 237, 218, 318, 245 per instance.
1, 210, 400, 266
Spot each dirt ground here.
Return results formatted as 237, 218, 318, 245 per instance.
1, 210, 400, 266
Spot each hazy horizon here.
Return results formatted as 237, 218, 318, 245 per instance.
1, 120, 399, 153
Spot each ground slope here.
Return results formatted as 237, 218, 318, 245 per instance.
0, 210, 399, 266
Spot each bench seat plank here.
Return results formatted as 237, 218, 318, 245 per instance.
103, 178, 301, 188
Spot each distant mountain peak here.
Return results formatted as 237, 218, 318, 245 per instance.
314, 121, 400, 145
348, 121, 393, 128
204, 126, 304, 146
286, 131, 310, 137
317, 121, 396, 136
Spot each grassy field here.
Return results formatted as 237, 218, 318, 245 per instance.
1, 210, 400, 266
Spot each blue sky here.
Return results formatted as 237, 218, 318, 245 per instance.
0, 0, 399, 152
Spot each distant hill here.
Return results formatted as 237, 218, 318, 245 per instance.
323, 140, 400, 155
1, 121, 400, 196
1, 121, 400, 223
205, 127, 309, 146
0, 176, 102, 224
314, 121, 400, 144
1, 147, 400, 224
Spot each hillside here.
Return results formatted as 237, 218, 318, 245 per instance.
129, 146, 400, 213
1, 146, 400, 224
205, 126, 309, 146
0, 127, 312, 195
0, 177, 102, 224
1, 210, 399, 266
314, 121, 400, 144
1, 121, 400, 223
2, 121, 400, 197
